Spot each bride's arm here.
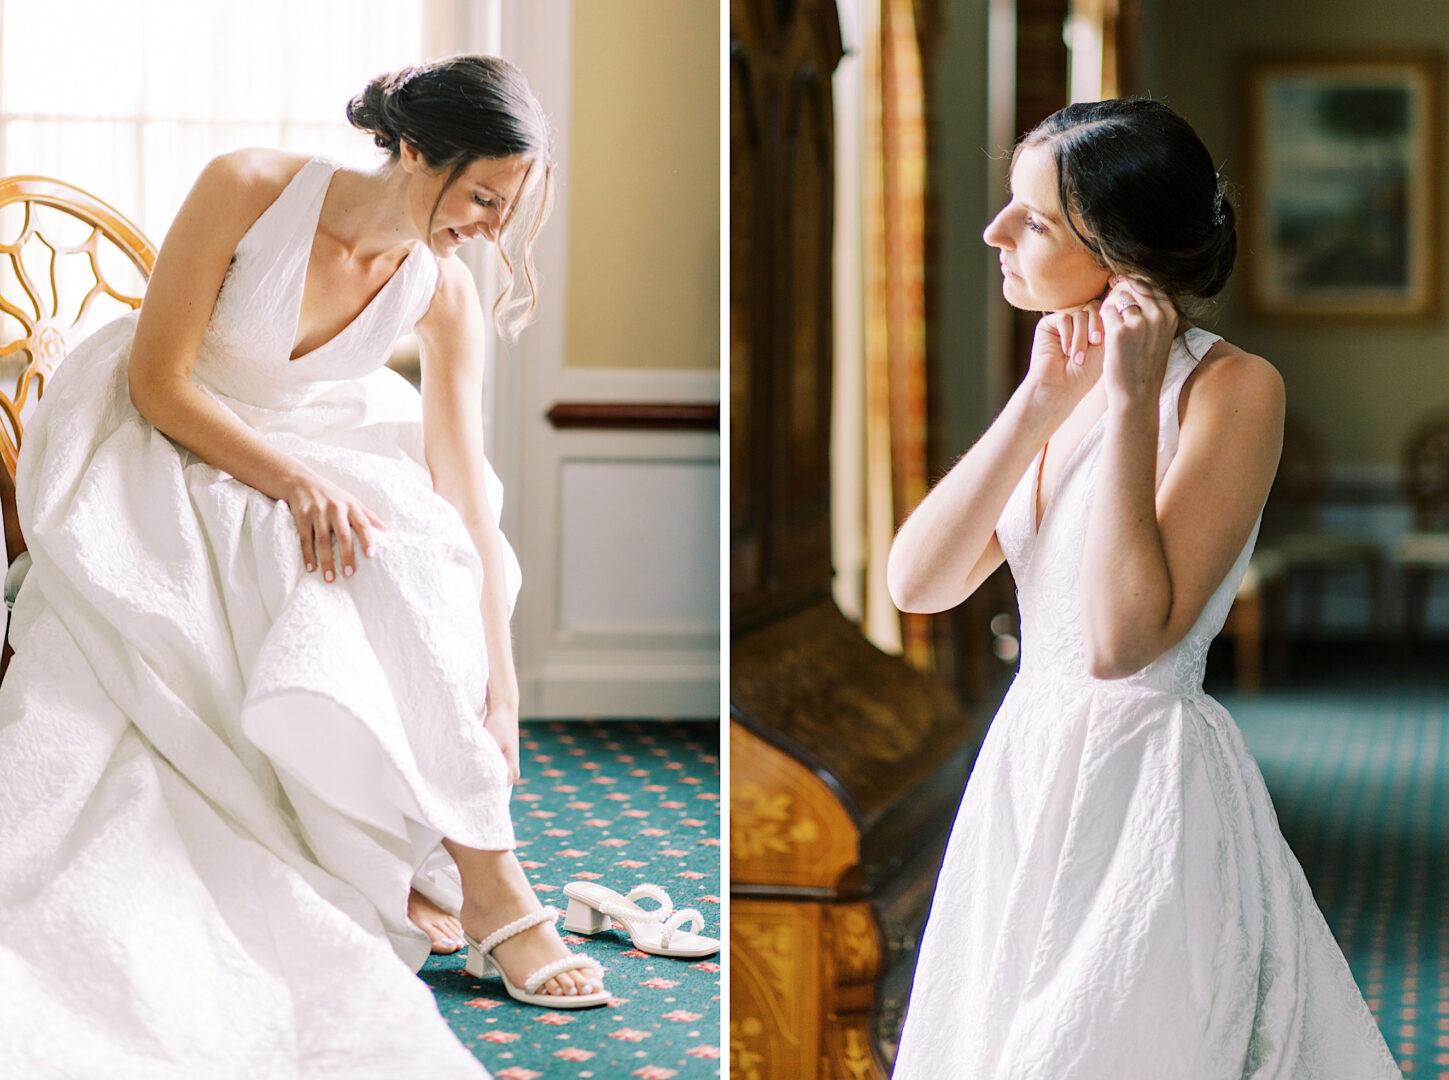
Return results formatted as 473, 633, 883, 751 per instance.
1080, 279, 1284, 678
413, 257, 522, 780
887, 307, 1103, 613
886, 390, 1051, 613
128, 149, 383, 581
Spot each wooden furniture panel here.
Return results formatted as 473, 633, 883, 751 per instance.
730, 0, 840, 633
728, 2, 980, 1075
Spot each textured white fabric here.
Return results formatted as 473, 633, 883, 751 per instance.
894, 330, 1401, 1080
0, 158, 523, 1079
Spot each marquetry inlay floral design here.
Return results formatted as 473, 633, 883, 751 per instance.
731, 780, 820, 860
733, 915, 799, 1003
828, 906, 880, 982
729, 1016, 768, 1080
839, 1024, 877, 1079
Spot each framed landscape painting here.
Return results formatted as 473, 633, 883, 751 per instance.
1244, 54, 1440, 318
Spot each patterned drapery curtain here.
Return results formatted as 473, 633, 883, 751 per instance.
1066, 0, 1140, 103
862, 0, 933, 668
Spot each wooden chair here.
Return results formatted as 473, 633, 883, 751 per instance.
1397, 409, 1449, 637
1224, 414, 1380, 690
0, 176, 156, 679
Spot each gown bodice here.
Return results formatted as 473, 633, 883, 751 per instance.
994, 327, 1259, 696
196, 156, 439, 410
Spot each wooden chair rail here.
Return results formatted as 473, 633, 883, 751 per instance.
0, 176, 156, 480
0, 175, 156, 681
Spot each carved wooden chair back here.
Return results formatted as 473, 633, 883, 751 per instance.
1403, 410, 1449, 532
1261, 412, 1327, 538
0, 176, 156, 568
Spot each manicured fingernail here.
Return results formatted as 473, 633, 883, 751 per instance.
324, 570, 334, 582
343, 565, 354, 577
364, 547, 373, 557
1073, 350, 1085, 366
306, 562, 314, 572
1089, 330, 1102, 344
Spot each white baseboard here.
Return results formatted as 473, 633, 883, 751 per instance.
523, 659, 720, 719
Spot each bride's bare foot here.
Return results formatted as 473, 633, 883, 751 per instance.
444, 841, 605, 999
407, 889, 466, 954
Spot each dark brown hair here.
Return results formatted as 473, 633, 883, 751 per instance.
348, 55, 555, 339
1019, 98, 1235, 315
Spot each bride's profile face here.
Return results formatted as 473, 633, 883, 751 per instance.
402, 145, 532, 256
983, 142, 1111, 313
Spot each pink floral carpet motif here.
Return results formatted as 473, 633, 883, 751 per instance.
421, 720, 722, 1077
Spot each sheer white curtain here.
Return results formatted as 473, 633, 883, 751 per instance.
0, 0, 431, 241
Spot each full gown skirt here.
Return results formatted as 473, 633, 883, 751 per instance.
0, 158, 521, 1079
892, 329, 1401, 1079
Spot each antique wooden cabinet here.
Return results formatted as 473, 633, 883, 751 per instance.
729, 1, 981, 1075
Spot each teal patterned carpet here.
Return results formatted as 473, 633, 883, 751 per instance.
1218, 659, 1449, 1078
420, 720, 722, 1079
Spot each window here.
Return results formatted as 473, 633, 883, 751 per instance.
0, 0, 429, 243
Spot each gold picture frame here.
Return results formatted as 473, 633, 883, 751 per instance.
1243, 53, 1440, 319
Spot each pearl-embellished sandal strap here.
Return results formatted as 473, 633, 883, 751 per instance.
598, 882, 672, 922
472, 905, 558, 957
624, 883, 672, 911
660, 907, 704, 948
523, 953, 599, 996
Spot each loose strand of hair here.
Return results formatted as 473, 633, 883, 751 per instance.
495, 160, 554, 340
492, 245, 518, 340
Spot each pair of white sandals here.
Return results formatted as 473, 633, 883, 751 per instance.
463, 882, 720, 1009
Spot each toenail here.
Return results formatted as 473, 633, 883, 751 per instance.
567, 987, 577, 995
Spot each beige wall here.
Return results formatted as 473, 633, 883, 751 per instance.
1142, 0, 1449, 469
564, 0, 719, 371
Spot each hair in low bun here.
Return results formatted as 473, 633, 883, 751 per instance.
1018, 98, 1236, 317
347, 56, 555, 339
345, 69, 417, 157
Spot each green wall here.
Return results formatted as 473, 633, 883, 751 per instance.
933, 0, 999, 458
1142, 0, 1449, 469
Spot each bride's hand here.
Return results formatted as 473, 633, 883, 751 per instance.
279, 469, 386, 582
1025, 302, 1106, 419
483, 693, 521, 783
1100, 277, 1179, 405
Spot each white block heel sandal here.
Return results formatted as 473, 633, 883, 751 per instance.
463, 906, 609, 1008
562, 882, 721, 959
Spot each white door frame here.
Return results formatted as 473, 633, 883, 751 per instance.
489, 0, 721, 718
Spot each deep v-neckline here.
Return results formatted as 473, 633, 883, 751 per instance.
286, 161, 421, 364
1032, 402, 1108, 535
1027, 329, 1215, 536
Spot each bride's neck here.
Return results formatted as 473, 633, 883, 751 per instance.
316, 165, 422, 263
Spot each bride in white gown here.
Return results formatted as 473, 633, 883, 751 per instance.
887, 99, 1400, 1078
0, 56, 608, 1080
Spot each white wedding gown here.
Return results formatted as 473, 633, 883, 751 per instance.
893, 329, 1401, 1079
0, 158, 521, 1079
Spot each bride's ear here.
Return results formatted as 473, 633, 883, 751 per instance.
398, 140, 424, 174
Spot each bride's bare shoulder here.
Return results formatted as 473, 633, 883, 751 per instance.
180, 148, 315, 233
1181, 336, 1284, 424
